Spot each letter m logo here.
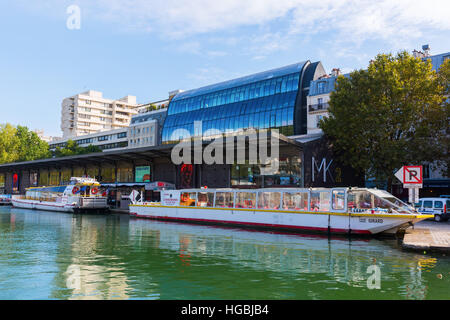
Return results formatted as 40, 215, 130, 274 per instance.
312, 157, 334, 183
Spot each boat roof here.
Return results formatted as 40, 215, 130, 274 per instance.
26, 186, 67, 193
70, 177, 100, 185
165, 187, 376, 193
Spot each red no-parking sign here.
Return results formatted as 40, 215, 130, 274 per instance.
394, 166, 422, 203
395, 165, 423, 187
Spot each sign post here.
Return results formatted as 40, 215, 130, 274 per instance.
394, 166, 422, 204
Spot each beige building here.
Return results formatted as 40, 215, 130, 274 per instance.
306, 69, 340, 135
61, 90, 139, 138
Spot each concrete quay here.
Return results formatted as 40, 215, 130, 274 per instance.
402, 220, 450, 253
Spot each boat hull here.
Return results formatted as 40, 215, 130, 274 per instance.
129, 205, 432, 235
11, 198, 75, 212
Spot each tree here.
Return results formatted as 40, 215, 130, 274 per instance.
0, 123, 20, 164
54, 139, 102, 157
320, 51, 449, 191
15, 125, 51, 161
436, 58, 450, 177
0, 123, 50, 164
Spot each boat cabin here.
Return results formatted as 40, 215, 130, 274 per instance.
158, 188, 414, 214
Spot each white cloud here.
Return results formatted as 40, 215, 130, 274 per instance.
30, 0, 450, 38
22, 0, 450, 55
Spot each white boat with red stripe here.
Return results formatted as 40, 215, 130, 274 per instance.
129, 187, 433, 236
11, 177, 109, 213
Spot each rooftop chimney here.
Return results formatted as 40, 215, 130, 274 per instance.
412, 49, 424, 58
331, 68, 341, 77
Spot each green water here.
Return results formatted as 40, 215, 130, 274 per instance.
0, 206, 449, 300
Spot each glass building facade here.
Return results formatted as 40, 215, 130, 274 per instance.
162, 61, 325, 143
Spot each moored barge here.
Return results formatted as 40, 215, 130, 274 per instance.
129, 187, 433, 235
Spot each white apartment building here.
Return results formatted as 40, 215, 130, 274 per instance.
51, 99, 169, 152
61, 90, 139, 138
306, 69, 341, 135
33, 129, 61, 143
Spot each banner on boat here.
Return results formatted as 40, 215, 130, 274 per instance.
161, 191, 181, 206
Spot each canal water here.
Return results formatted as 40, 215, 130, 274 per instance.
0, 206, 449, 300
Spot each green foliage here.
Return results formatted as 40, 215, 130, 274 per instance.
15, 125, 51, 161
320, 51, 449, 190
54, 139, 102, 157
0, 124, 50, 164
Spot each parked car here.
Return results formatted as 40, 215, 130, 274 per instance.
415, 197, 450, 222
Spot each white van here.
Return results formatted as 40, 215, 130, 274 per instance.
415, 197, 450, 222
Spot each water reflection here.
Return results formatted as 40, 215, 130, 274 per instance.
62, 216, 130, 300
0, 206, 448, 300
127, 219, 446, 299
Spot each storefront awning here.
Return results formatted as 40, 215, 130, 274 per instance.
101, 181, 175, 190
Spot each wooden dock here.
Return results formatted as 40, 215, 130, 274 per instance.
402, 221, 450, 253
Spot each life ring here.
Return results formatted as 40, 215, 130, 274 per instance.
72, 186, 80, 194
91, 187, 99, 195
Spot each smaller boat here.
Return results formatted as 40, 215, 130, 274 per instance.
0, 194, 12, 205
11, 177, 109, 213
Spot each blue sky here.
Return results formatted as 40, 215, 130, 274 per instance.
0, 0, 449, 137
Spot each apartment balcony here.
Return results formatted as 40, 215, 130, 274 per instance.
115, 106, 138, 114
308, 103, 329, 113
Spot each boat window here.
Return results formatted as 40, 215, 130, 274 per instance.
332, 190, 345, 210
368, 189, 412, 210
282, 192, 308, 210
215, 192, 234, 208
348, 190, 412, 214
180, 192, 197, 206
258, 192, 281, 209
310, 191, 330, 212
347, 191, 372, 209
197, 192, 214, 207
235, 192, 256, 208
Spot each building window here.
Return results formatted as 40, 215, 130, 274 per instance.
317, 81, 326, 94
316, 115, 324, 128
317, 97, 323, 108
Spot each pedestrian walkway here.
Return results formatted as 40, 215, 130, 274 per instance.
402, 220, 450, 252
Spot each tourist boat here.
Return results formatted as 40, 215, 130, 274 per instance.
129, 187, 433, 235
11, 177, 109, 213
0, 194, 12, 205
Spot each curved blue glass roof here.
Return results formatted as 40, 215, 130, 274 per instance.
162, 60, 323, 143
172, 61, 308, 101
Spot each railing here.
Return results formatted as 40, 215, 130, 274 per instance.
308, 103, 329, 112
